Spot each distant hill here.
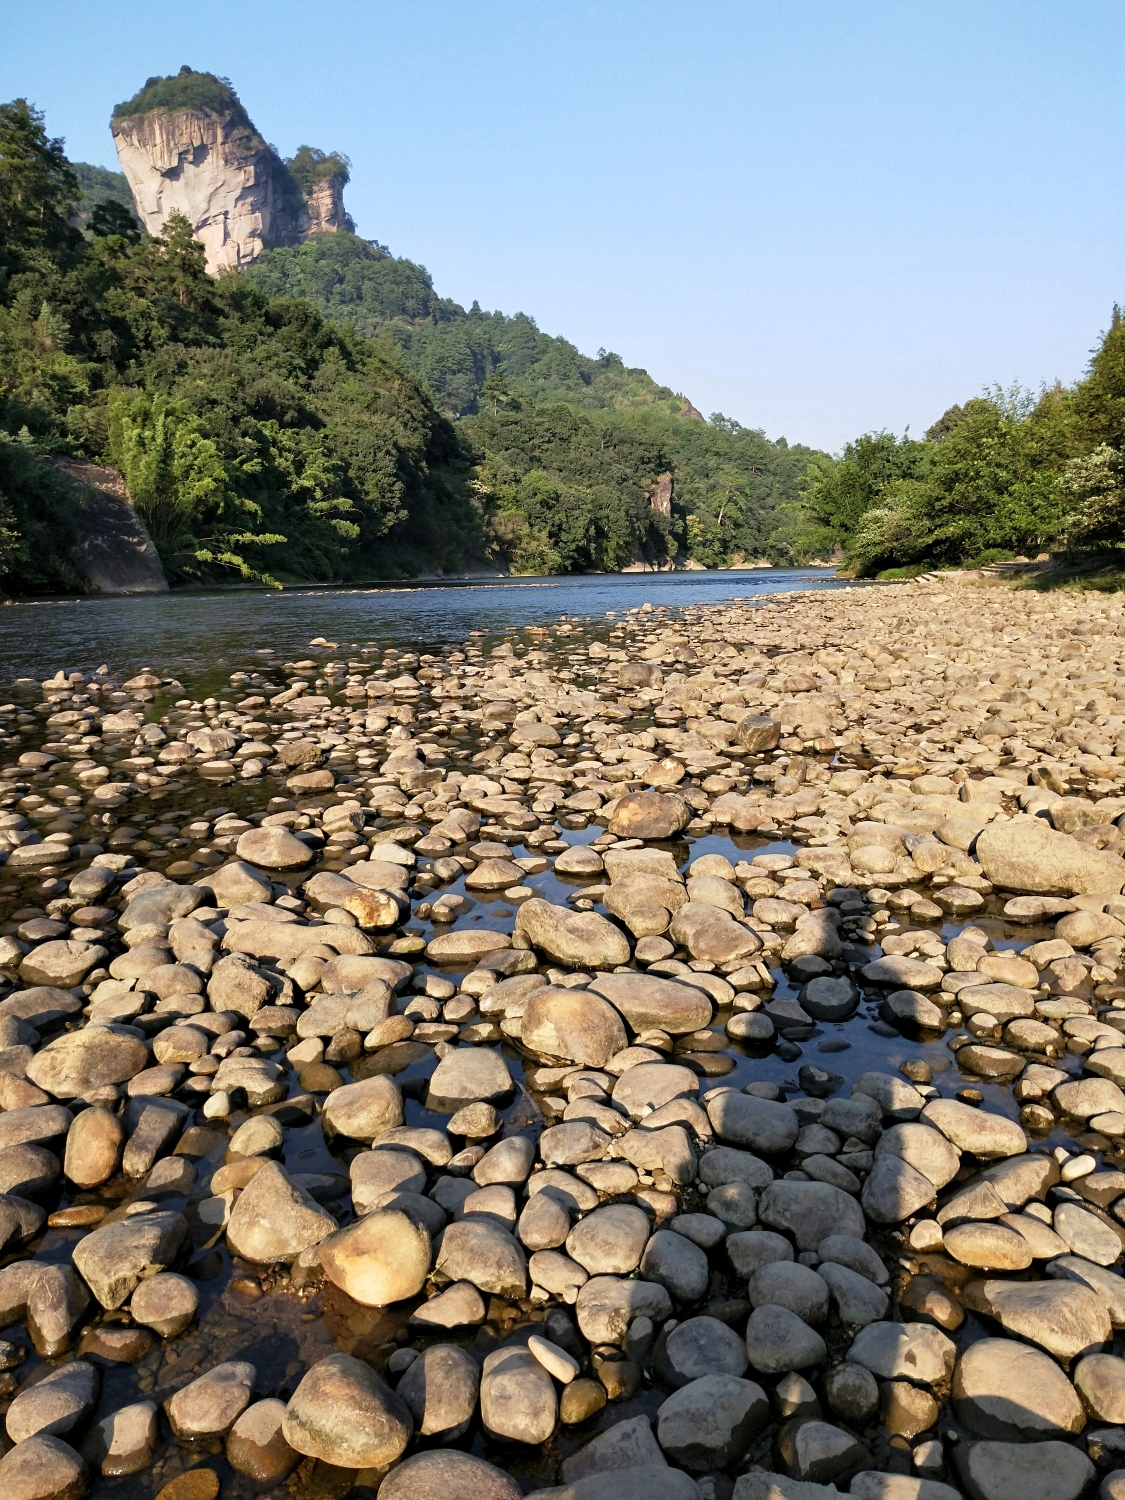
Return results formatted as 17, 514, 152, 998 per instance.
243, 230, 692, 422
72, 162, 141, 235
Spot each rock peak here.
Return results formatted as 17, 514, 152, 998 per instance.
110, 68, 351, 274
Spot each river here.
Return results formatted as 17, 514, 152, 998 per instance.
0, 568, 853, 686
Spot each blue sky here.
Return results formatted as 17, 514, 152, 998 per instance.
4, 1, 1122, 451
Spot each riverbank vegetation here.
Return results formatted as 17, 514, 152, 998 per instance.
792, 316, 1125, 576
245, 230, 821, 571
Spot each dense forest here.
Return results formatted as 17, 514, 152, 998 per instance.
0, 98, 486, 589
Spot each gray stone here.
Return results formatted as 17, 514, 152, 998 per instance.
129, 1272, 198, 1337
745, 1305, 827, 1374
954, 1439, 1095, 1500
640, 1229, 710, 1301
671, 905, 763, 964
727, 1230, 794, 1278
427, 1048, 513, 1112
516, 898, 631, 969
527, 1469, 699, 1500
748, 1262, 829, 1323
0, 1107, 71, 1153
567, 1205, 651, 1275
320, 1074, 404, 1142
882, 990, 945, 1029
818, 1262, 888, 1326
519, 1192, 571, 1250
0, 1435, 88, 1500
1054, 1202, 1125, 1266
5, 1362, 99, 1443
1075, 1353, 1125, 1423
920, 1099, 1026, 1158
975, 818, 1125, 896
849, 1479, 961, 1500
350, 1149, 427, 1214
876, 1122, 960, 1189
409, 1281, 486, 1330
953, 1338, 1086, 1438
166, 1359, 255, 1438
20, 942, 108, 990
529, 1251, 589, 1302
588, 973, 711, 1035
320, 1210, 431, 1306
800, 977, 859, 1022
378, 1451, 521, 1500
576, 1275, 673, 1345
964, 1277, 1112, 1361
657, 1374, 769, 1472
436, 1219, 527, 1296
225, 1162, 336, 1265
562, 1415, 665, 1482
777, 1418, 868, 1486
862, 1155, 937, 1225
0, 1145, 59, 1199
225, 1398, 300, 1485
26, 1027, 147, 1099
480, 1345, 557, 1444
474, 1135, 536, 1186
847, 1321, 956, 1387
825, 1362, 879, 1425
706, 1181, 759, 1227
707, 1092, 799, 1153
396, 1343, 479, 1442
83, 1400, 159, 1478
818, 1235, 888, 1285
236, 827, 316, 869
539, 1121, 613, 1166
71, 1210, 188, 1309
759, 1180, 865, 1249
522, 988, 629, 1067
655, 1315, 749, 1388
283, 1352, 412, 1469
612, 1062, 698, 1118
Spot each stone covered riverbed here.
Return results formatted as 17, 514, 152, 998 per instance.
0, 576, 1124, 1500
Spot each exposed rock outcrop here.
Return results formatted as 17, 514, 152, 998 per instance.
648, 473, 674, 518
111, 72, 350, 275
48, 460, 168, 595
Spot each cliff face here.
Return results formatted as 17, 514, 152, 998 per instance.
303, 174, 349, 235
111, 107, 348, 274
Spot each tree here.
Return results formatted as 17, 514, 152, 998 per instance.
0, 99, 81, 287
1073, 308, 1125, 453
108, 389, 284, 583
87, 199, 141, 244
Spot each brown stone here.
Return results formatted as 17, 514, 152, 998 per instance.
154, 1469, 220, 1500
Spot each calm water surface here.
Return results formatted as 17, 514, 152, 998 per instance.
0, 569, 857, 686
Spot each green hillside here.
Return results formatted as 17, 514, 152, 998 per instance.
244, 230, 821, 566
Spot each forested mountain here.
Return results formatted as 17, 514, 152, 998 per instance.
243, 229, 821, 570
0, 79, 822, 589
